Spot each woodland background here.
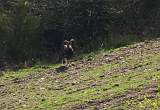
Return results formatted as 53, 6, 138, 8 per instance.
0, 0, 160, 66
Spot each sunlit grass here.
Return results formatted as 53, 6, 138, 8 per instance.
0, 41, 160, 110
1, 63, 60, 79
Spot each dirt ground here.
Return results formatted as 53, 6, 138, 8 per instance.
0, 38, 160, 110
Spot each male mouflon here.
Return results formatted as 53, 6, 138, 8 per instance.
62, 39, 75, 65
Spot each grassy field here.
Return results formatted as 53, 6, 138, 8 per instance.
0, 39, 160, 110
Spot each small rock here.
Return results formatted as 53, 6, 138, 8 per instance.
41, 78, 45, 80
91, 84, 96, 87
22, 104, 27, 107
71, 63, 75, 66
40, 87, 45, 90
12, 93, 16, 96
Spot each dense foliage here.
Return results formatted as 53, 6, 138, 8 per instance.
0, 0, 160, 66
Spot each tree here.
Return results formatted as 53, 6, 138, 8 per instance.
0, 0, 42, 63
63, 0, 110, 51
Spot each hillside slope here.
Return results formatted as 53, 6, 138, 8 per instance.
0, 38, 160, 110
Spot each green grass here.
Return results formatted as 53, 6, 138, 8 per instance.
1, 64, 60, 79
119, 91, 160, 110
0, 40, 160, 110
28, 69, 160, 110
12, 52, 159, 110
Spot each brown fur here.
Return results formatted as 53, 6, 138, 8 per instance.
62, 39, 74, 65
